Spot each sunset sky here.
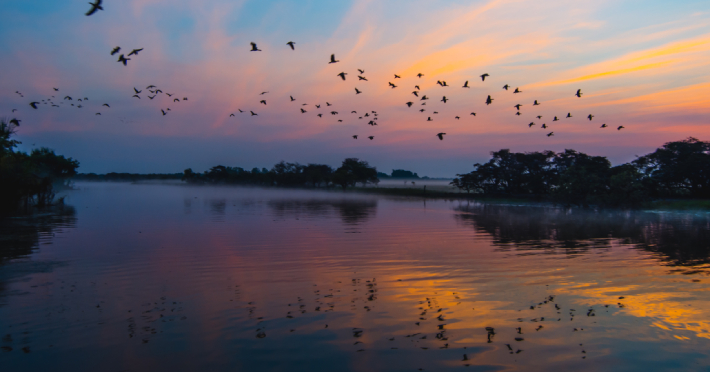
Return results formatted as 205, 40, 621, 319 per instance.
2, 0, 710, 176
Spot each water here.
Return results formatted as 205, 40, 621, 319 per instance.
1, 182, 710, 371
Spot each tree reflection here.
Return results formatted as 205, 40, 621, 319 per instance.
268, 199, 377, 225
454, 203, 710, 267
0, 205, 77, 263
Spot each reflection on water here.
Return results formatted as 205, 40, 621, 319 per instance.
1, 183, 710, 371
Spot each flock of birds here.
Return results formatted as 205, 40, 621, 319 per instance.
8, 1, 626, 146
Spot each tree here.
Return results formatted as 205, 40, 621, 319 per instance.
333, 158, 379, 189
303, 164, 333, 187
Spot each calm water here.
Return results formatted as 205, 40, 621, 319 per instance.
2, 183, 710, 371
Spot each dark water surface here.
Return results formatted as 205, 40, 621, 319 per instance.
2, 182, 710, 371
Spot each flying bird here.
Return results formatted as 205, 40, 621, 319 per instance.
542, 124, 548, 129
515, 112, 521, 116
326, 102, 332, 106
368, 136, 374, 140
147, 85, 156, 89
503, 84, 510, 90
111, 46, 121, 55
547, 132, 554, 137
250, 42, 261, 51
287, 41, 295, 50
117, 54, 130, 66
529, 122, 535, 127
64, 96, 72, 100
470, 112, 476, 116
358, 76, 368, 81
463, 81, 470, 88
415, 85, 420, 90
102, 103, 110, 107
436, 133, 446, 140
128, 48, 144, 56
358, 69, 365, 74
182, 97, 188, 101
486, 95, 493, 105
174, 98, 180, 102
576, 89, 583, 97
29, 102, 39, 109
514, 104, 522, 110
260, 92, 268, 95
250, 111, 257, 116
412, 91, 419, 97
566, 113, 572, 118
417, 73, 424, 78
12, 109, 17, 112
600, 124, 607, 128
513, 88, 522, 94
148, 95, 156, 100
329, 54, 339, 64
617, 126, 625, 130
536, 115, 542, 119
355, 88, 362, 94
389, 82, 397, 88
353, 135, 358, 139
337, 72, 347, 80
9, 119, 20, 126
315, 104, 320, 108
132, 95, 140, 99
587, 114, 594, 121
441, 96, 449, 103
455, 116, 460, 120
394, 74, 401, 79
259, 100, 266, 105
230, 113, 235, 117
161, 109, 167, 116
86, 0, 103, 16
290, 96, 296, 101
427, 117, 432, 121
481, 73, 490, 81
406, 102, 414, 107
301, 108, 307, 113
95, 113, 101, 116
53, 87, 59, 91
533, 100, 540, 106
421, 95, 429, 100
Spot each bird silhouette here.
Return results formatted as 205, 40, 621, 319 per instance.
317, 113, 323, 117
358, 69, 365, 74
394, 74, 401, 79
128, 48, 144, 56
547, 132, 554, 137
250, 111, 257, 116
147, 85, 156, 89
436, 133, 446, 140
315, 104, 320, 108
415, 85, 421, 90
529, 122, 535, 127
576, 89, 583, 97
53, 87, 59, 91
486, 95, 493, 105
514, 104, 522, 110
481, 73, 490, 81
406, 102, 414, 107
86, 0, 103, 16
358, 76, 368, 81
132, 95, 140, 99
230, 113, 235, 117
587, 114, 594, 121
250, 42, 261, 51
161, 109, 167, 116
290, 96, 296, 101
617, 126, 625, 130
455, 116, 460, 119
412, 91, 419, 97
12, 109, 17, 112
566, 113, 572, 118
9, 119, 20, 126
117, 54, 130, 66
260, 100, 267, 105
553, 116, 559, 121
166, 93, 173, 97
533, 100, 540, 106
111, 47, 120, 55
301, 108, 307, 113
542, 124, 548, 129
441, 96, 449, 103
338, 72, 347, 80
353, 135, 358, 139
536, 115, 542, 119
514, 87, 522, 94
368, 136, 374, 140
286, 41, 295, 50
326, 102, 332, 106
329, 54, 339, 64
462, 81, 470, 88
427, 117, 432, 121
259, 92, 268, 95
421, 95, 429, 100
355, 88, 362, 94
470, 112, 476, 116
600, 124, 607, 128
515, 112, 521, 116
503, 84, 510, 90
174, 98, 180, 102
64, 96, 72, 100
417, 73, 424, 78
29, 102, 39, 109
95, 113, 101, 116
238, 109, 243, 113
389, 82, 397, 88
148, 95, 156, 100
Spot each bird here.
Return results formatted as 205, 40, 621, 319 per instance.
260, 100, 266, 105
481, 73, 490, 81
301, 108, 307, 113
260, 92, 268, 95
536, 115, 542, 119
329, 54, 339, 64
406, 102, 414, 107
412, 91, 419, 97
326, 102, 332, 106
441, 96, 449, 103
576, 89, 583, 97
86, 0, 103, 16
111, 47, 121, 55
463, 81, 470, 88
358, 69, 365, 74
174, 98, 180, 102
547, 132, 554, 137
117, 54, 130, 66
394, 74, 401, 79
587, 114, 594, 121
415, 85, 421, 90
515, 112, 521, 116
436, 133, 446, 140
230, 113, 235, 117
147, 85, 156, 89
533, 100, 540, 106
617, 126, 625, 130
514, 104, 522, 110
250, 42, 261, 51
286, 41, 295, 50
421, 95, 429, 100
166, 93, 173, 97
64, 96, 72, 100
486, 95, 493, 105
353, 135, 358, 139
529, 122, 535, 127
53, 87, 59, 91
317, 113, 323, 117
238, 109, 243, 113
183, 97, 188, 101
12, 109, 17, 112
337, 72, 347, 80
128, 48, 144, 56
439, 80, 449, 87
9, 119, 20, 126
290, 96, 296, 101
514, 88, 522, 94
355, 88, 362, 94
351, 111, 357, 114
389, 82, 397, 88
95, 113, 101, 116
315, 104, 320, 108
358, 76, 368, 81
148, 95, 156, 100
542, 124, 548, 129
470, 112, 476, 116
553, 116, 559, 121
417, 73, 424, 78
427, 117, 433, 121
29, 102, 39, 109
132, 95, 140, 99
566, 113, 572, 118
455, 116, 460, 120
503, 84, 510, 90
368, 136, 374, 140
161, 109, 167, 116
250, 111, 257, 116
338, 119, 343, 122
600, 124, 607, 128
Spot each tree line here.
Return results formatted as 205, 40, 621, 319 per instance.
0, 119, 79, 213
451, 137, 710, 207
182, 158, 379, 190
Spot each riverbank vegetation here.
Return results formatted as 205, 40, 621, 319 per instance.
0, 119, 79, 214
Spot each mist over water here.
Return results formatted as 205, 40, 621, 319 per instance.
1, 182, 710, 371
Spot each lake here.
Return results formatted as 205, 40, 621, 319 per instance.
1, 182, 710, 371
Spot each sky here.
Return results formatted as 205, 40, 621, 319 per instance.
1, 0, 710, 177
